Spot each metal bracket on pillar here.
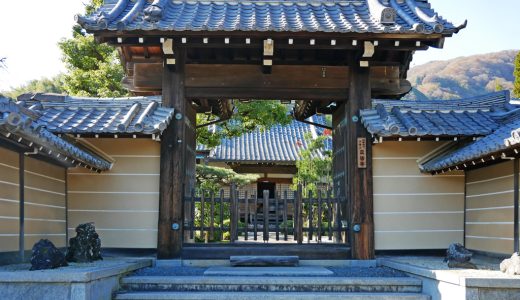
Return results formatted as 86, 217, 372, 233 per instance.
162, 38, 176, 71
360, 41, 375, 68
262, 38, 274, 74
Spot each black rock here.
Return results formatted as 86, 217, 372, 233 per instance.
66, 222, 103, 263
30, 239, 68, 271
444, 243, 477, 269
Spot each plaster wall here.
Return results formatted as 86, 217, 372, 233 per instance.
0, 147, 20, 252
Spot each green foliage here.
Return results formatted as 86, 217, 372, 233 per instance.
197, 101, 292, 147
495, 79, 504, 92
2, 76, 65, 99
514, 51, 520, 98
196, 164, 259, 194
58, 0, 127, 97
293, 132, 333, 197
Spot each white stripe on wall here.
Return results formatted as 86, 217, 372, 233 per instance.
68, 191, 159, 194
0, 216, 18, 220
0, 162, 18, 170
24, 233, 66, 237
375, 193, 464, 196
0, 180, 19, 187
376, 230, 463, 233
0, 198, 19, 204
0, 234, 19, 237
466, 222, 514, 225
466, 206, 514, 212
24, 170, 65, 183
375, 211, 464, 215
25, 186, 65, 196
25, 218, 65, 223
466, 190, 514, 198
373, 175, 464, 178
466, 235, 514, 241
466, 174, 514, 185
69, 209, 158, 213
25, 202, 65, 210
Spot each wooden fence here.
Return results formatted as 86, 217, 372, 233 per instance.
184, 185, 348, 244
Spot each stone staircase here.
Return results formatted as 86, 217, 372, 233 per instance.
114, 257, 430, 300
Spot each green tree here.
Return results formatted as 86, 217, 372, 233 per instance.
293, 132, 333, 197
495, 78, 504, 92
2, 76, 64, 99
514, 51, 520, 98
58, 0, 127, 97
197, 101, 292, 147
196, 164, 259, 194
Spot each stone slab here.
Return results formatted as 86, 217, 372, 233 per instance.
122, 275, 422, 287
115, 291, 430, 300
204, 266, 334, 276
230, 256, 299, 267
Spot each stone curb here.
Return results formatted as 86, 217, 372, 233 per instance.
0, 259, 152, 283
379, 258, 520, 289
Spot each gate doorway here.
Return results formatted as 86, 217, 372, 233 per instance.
182, 185, 350, 259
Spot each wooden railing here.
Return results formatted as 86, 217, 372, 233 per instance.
184, 185, 348, 244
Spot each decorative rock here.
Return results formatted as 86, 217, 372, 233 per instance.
500, 253, 520, 275
444, 243, 477, 269
30, 239, 68, 271
66, 222, 102, 263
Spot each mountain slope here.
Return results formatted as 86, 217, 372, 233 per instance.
406, 50, 518, 100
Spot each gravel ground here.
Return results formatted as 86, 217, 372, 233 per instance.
132, 266, 408, 277
0, 258, 149, 272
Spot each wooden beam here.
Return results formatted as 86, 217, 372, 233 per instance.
231, 164, 297, 174
347, 64, 375, 260
128, 64, 404, 100
158, 48, 187, 259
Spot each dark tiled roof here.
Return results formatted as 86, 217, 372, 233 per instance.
360, 91, 510, 138
19, 94, 174, 135
208, 115, 331, 163
78, 0, 460, 35
0, 97, 112, 171
420, 117, 520, 173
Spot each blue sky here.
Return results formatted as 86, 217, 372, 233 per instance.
0, 0, 519, 91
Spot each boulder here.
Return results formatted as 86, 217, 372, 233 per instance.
444, 243, 477, 269
66, 222, 102, 263
500, 253, 520, 275
30, 239, 68, 271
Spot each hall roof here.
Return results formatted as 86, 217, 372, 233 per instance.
78, 0, 461, 35
207, 115, 331, 163
360, 91, 511, 139
420, 116, 520, 173
0, 97, 112, 172
18, 93, 174, 136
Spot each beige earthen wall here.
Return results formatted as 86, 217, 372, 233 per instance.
0, 147, 20, 252
373, 141, 465, 250
67, 138, 160, 248
23, 157, 67, 249
465, 161, 515, 254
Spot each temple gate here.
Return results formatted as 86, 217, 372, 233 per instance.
78, 0, 463, 259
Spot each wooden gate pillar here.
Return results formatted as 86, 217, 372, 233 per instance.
347, 64, 375, 260
158, 47, 192, 259
333, 64, 375, 259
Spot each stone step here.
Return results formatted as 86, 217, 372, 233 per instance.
115, 291, 431, 300
230, 255, 299, 267
121, 276, 423, 293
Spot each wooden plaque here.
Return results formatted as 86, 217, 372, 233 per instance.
357, 137, 367, 169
